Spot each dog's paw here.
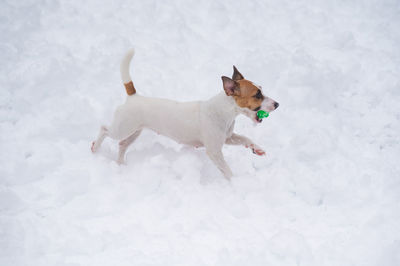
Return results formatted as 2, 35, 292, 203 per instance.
250, 145, 266, 156
91, 141, 96, 153
117, 159, 126, 165
252, 148, 266, 156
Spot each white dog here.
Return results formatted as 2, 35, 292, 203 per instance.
92, 49, 279, 179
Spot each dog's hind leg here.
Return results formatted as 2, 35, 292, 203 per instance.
91, 126, 108, 153
117, 130, 142, 164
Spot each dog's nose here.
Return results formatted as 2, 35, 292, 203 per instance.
274, 102, 279, 109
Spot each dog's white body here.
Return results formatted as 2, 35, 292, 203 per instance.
92, 49, 278, 179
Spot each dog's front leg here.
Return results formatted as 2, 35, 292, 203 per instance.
205, 147, 233, 180
225, 133, 265, 156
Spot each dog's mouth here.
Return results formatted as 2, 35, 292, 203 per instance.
255, 114, 263, 123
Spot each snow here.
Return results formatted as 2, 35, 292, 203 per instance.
1, 0, 400, 265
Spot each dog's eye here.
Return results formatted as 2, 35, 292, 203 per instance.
253, 90, 263, 99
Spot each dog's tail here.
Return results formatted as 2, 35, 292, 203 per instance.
120, 48, 136, 95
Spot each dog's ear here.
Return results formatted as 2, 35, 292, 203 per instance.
221, 76, 240, 96
232, 65, 244, 81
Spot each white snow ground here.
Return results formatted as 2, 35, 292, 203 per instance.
1, 0, 400, 265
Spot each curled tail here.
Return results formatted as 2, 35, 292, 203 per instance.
120, 48, 136, 95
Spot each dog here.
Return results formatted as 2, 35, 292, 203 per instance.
91, 49, 279, 179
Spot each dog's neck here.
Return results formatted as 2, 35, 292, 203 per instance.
204, 92, 240, 125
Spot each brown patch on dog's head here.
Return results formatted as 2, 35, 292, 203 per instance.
222, 66, 279, 123
233, 80, 264, 111
221, 66, 264, 111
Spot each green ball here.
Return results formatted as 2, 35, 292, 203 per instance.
257, 110, 269, 118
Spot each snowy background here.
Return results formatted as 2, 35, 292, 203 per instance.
1, 0, 400, 265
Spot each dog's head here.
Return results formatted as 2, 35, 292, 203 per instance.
221, 66, 279, 123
